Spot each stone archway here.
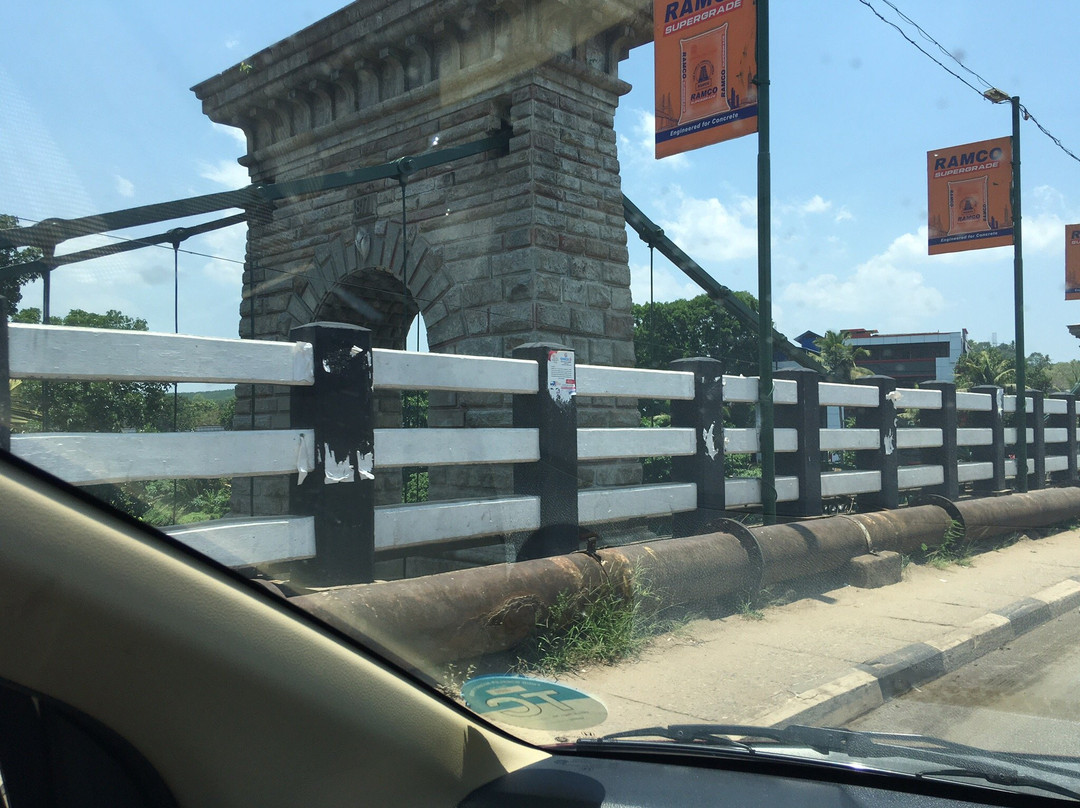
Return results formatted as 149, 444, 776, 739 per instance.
198, 0, 655, 522
284, 219, 440, 348
320, 223, 438, 505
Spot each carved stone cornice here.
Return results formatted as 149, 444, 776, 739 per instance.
193, 0, 651, 153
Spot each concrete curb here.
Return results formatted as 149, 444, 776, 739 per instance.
752, 575, 1080, 729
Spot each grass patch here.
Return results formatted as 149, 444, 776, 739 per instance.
921, 519, 973, 569
737, 596, 765, 621
515, 578, 672, 675
734, 586, 794, 620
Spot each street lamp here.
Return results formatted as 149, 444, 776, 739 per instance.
984, 87, 1027, 493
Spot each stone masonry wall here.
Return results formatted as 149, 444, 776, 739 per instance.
193, 0, 652, 514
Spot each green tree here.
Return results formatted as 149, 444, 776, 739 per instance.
632, 293, 759, 374
814, 330, 871, 383
11, 308, 170, 433
1025, 351, 1054, 394
11, 307, 234, 526
954, 341, 1054, 393
954, 346, 1014, 390
175, 393, 236, 432
633, 293, 761, 458
1051, 359, 1080, 393
0, 214, 42, 318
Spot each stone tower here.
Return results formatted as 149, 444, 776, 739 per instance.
193, 0, 652, 514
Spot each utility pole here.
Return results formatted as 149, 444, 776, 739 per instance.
756, 0, 775, 523
984, 88, 1026, 492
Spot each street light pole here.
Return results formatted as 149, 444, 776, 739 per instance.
756, 0, 776, 523
983, 90, 1027, 492
1010, 95, 1027, 493
983, 88, 1027, 492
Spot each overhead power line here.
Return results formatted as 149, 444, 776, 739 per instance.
857, 0, 1080, 168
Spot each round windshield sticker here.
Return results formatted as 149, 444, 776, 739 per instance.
461, 674, 607, 731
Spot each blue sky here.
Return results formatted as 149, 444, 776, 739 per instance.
3, 1, 1079, 362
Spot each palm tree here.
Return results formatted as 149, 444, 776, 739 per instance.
954, 348, 1015, 391
814, 330, 871, 383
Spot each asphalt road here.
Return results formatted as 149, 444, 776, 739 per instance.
844, 607, 1080, 756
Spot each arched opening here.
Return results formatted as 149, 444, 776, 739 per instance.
314, 267, 419, 350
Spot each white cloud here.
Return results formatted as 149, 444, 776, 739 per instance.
211, 121, 247, 149
225, 38, 240, 50
198, 158, 248, 189
1019, 184, 1080, 253
114, 175, 135, 198
800, 194, 831, 215
1024, 211, 1068, 253
657, 189, 758, 264
779, 226, 948, 333
46, 224, 245, 337
1030, 184, 1069, 213
780, 194, 851, 223
196, 222, 247, 287
617, 108, 689, 171
630, 261, 706, 306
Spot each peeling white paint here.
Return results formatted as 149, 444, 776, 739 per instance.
293, 342, 315, 384
350, 345, 364, 357
883, 431, 896, 455
996, 388, 1004, 413
356, 452, 375, 481
324, 444, 355, 484
296, 432, 313, 485
885, 391, 902, 403
322, 359, 332, 373
703, 423, 718, 459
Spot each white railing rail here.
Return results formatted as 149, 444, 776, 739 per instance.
4, 322, 1078, 580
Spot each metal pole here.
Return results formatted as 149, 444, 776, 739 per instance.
756, 0, 775, 523
1011, 96, 1027, 493
41, 245, 54, 432
171, 239, 180, 525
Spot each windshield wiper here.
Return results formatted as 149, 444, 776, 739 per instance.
589, 724, 760, 752
919, 765, 1080, 801
583, 722, 868, 753
577, 724, 1080, 801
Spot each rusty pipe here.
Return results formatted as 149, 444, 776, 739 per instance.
955, 486, 1080, 542
295, 552, 606, 668
291, 488, 1080, 665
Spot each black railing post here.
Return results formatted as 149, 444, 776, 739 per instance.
670, 357, 725, 535
1049, 393, 1077, 484
921, 381, 959, 500
855, 375, 898, 510
971, 385, 1007, 494
775, 367, 821, 517
1027, 389, 1045, 490
513, 343, 578, 558
289, 322, 375, 585
0, 298, 9, 452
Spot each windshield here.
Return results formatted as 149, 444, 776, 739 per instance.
4, 0, 1080, 794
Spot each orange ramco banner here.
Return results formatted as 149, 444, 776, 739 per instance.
927, 136, 1013, 255
1067, 224, 1080, 301
654, 0, 757, 159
